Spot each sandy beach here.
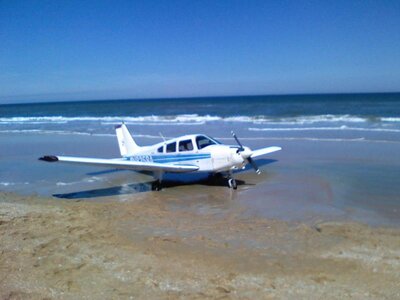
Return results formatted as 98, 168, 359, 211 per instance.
1, 191, 399, 299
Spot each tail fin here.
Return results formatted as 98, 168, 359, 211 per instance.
115, 123, 140, 156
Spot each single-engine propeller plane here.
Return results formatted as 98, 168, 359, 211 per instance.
40, 124, 281, 190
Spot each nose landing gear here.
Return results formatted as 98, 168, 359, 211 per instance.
228, 177, 237, 189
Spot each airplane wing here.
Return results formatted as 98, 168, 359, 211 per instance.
39, 155, 199, 173
251, 146, 282, 158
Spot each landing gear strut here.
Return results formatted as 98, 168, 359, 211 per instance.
152, 171, 164, 191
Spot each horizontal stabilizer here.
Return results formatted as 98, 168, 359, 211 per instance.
251, 146, 282, 158
39, 155, 199, 173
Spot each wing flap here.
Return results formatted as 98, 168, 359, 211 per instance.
39, 155, 199, 173
251, 146, 282, 158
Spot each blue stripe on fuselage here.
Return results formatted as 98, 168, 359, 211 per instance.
153, 154, 210, 162
153, 153, 211, 163
126, 153, 211, 164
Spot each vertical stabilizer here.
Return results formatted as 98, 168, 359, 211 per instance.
115, 123, 140, 156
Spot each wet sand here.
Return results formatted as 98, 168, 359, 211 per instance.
1, 191, 399, 299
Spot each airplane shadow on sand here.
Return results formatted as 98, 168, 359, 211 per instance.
53, 159, 277, 200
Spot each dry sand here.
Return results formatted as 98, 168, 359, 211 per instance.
1, 191, 399, 299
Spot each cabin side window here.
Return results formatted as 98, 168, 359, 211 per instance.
166, 142, 176, 153
178, 139, 194, 152
157, 146, 164, 153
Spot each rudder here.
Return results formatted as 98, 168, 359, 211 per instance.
115, 123, 140, 156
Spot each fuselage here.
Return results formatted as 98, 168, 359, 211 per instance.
123, 134, 248, 173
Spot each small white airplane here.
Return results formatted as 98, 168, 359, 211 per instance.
40, 124, 281, 190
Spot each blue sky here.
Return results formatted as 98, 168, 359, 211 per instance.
1, 0, 399, 103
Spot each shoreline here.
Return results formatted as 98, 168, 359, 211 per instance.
1, 191, 399, 299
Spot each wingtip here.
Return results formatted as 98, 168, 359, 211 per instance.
115, 122, 125, 129
39, 155, 59, 162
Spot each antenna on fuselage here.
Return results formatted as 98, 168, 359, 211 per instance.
159, 132, 166, 142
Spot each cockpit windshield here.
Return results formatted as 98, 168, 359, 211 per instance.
195, 135, 221, 149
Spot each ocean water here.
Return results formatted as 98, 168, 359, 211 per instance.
1, 93, 400, 226
1, 93, 400, 141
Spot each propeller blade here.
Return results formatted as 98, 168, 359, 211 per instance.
247, 157, 261, 174
231, 131, 244, 151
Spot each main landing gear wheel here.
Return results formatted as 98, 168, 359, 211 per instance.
152, 180, 162, 191
228, 178, 237, 189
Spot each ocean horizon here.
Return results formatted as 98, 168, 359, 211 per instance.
2, 91, 400, 105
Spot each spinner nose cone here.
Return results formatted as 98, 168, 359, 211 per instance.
240, 146, 253, 159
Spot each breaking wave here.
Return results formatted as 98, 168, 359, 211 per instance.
0, 129, 164, 139
381, 117, 400, 122
0, 129, 113, 136
0, 114, 395, 125
248, 126, 400, 133
0, 115, 219, 125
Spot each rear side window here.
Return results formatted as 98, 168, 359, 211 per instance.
157, 146, 163, 153
178, 139, 194, 152
166, 142, 176, 153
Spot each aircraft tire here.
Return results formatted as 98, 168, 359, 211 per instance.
228, 178, 237, 189
152, 181, 162, 191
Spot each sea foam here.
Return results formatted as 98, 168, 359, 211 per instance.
0, 114, 378, 125
248, 126, 400, 133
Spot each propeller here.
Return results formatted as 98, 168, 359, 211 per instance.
231, 131, 261, 174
